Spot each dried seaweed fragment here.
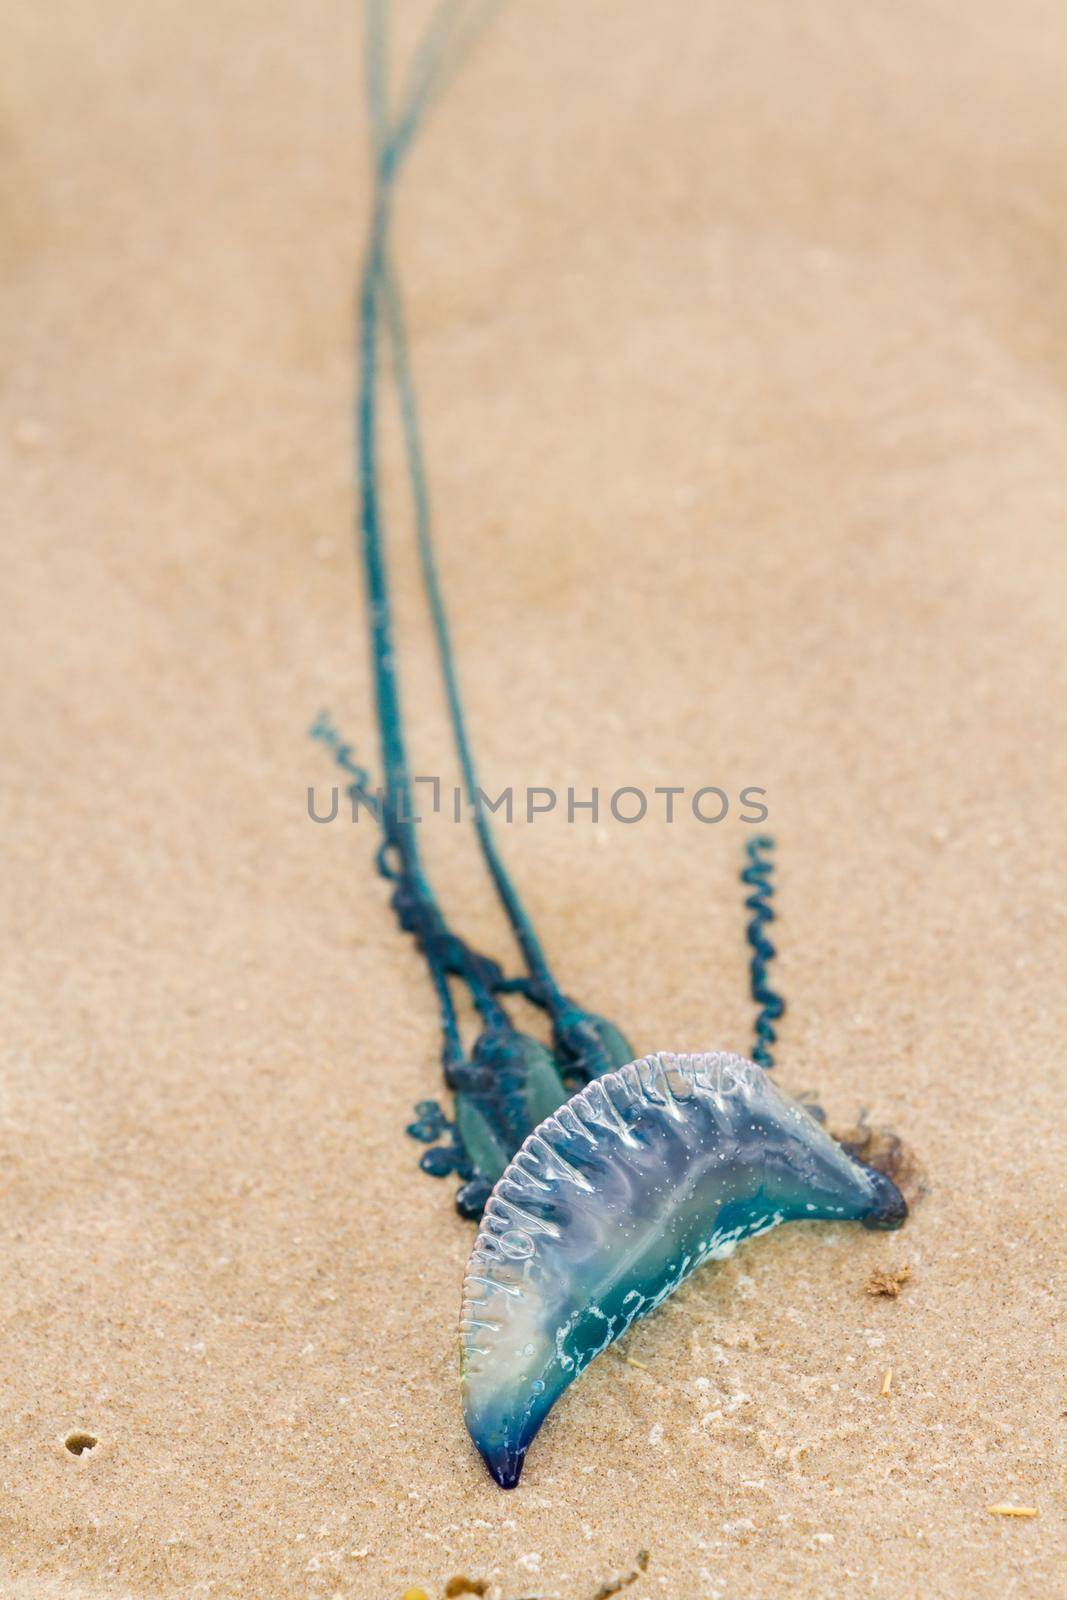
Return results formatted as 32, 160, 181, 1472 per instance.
834, 1121, 926, 1211
866, 1264, 911, 1298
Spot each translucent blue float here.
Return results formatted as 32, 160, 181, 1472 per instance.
460, 1052, 906, 1487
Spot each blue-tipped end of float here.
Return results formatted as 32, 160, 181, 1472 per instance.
478, 1438, 527, 1490
860, 1167, 909, 1230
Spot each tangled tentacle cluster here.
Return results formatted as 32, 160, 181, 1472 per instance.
310, 711, 628, 1216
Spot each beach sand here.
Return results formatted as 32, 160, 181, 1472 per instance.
2, 2, 1065, 1595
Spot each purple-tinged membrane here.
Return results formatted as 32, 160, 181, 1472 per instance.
460, 1051, 906, 1488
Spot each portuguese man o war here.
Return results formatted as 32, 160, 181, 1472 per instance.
319, 0, 911, 1490
460, 1053, 907, 1488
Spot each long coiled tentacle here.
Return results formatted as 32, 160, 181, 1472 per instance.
741, 835, 785, 1068
362, 0, 630, 1086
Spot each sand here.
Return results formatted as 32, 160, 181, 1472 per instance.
3, 1, 1065, 1596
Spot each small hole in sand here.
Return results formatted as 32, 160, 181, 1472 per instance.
64, 1431, 98, 1456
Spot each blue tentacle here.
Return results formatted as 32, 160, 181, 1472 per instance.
741, 835, 785, 1069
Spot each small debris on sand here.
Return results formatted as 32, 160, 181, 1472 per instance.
866, 1264, 911, 1298
590, 1549, 649, 1600
445, 1580, 488, 1597
989, 1505, 1038, 1519
880, 1368, 893, 1397
64, 1431, 98, 1456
